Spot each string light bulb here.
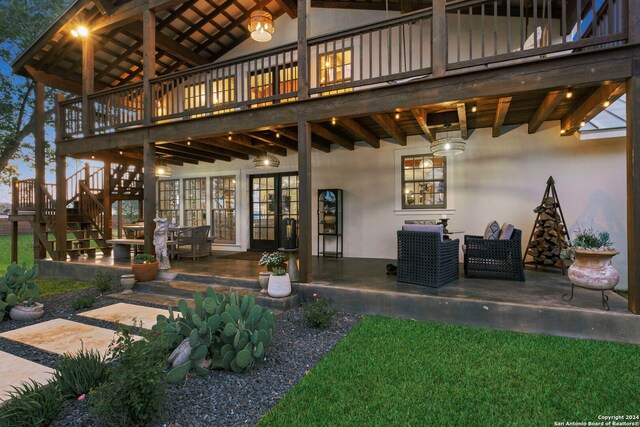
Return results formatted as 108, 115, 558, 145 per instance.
560, 129, 566, 135
331, 117, 336, 125
71, 25, 89, 38
603, 100, 611, 108
566, 91, 573, 99
395, 112, 401, 120
580, 120, 586, 127
471, 105, 477, 113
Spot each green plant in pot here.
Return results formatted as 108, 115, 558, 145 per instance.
268, 266, 291, 298
1, 263, 44, 321
259, 251, 286, 271
131, 253, 159, 282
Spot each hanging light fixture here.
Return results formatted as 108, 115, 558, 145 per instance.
155, 162, 174, 177
430, 124, 466, 157
253, 153, 280, 168
248, 2, 274, 42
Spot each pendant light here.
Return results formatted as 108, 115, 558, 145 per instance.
430, 124, 466, 157
249, 2, 274, 42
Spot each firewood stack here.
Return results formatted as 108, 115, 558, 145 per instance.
524, 177, 571, 274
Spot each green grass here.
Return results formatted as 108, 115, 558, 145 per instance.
259, 317, 640, 427
38, 278, 94, 297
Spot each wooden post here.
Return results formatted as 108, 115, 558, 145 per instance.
143, 139, 157, 254
34, 81, 46, 260
143, 9, 156, 126
54, 93, 65, 142
10, 178, 18, 263
298, 119, 312, 282
81, 35, 94, 136
55, 154, 67, 261
117, 200, 123, 238
432, 0, 447, 77
297, 0, 309, 100
103, 161, 113, 245
627, 61, 640, 315
629, 0, 640, 44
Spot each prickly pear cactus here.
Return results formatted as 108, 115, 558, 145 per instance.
0, 262, 39, 318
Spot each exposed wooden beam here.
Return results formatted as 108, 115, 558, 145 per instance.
24, 66, 83, 94
91, 0, 186, 33
271, 127, 298, 141
412, 109, 435, 142
310, 123, 354, 150
93, 0, 111, 15
528, 90, 566, 134
372, 113, 407, 145
492, 97, 512, 138
337, 118, 380, 148
81, 35, 94, 136
142, 9, 156, 126
457, 103, 468, 139
311, 1, 401, 10
561, 83, 626, 135
122, 22, 208, 67
247, 133, 297, 151
270, 127, 330, 153
274, 0, 297, 18
155, 146, 216, 163
160, 141, 235, 161
231, 134, 288, 157
186, 139, 249, 160
202, 137, 268, 157
156, 145, 228, 162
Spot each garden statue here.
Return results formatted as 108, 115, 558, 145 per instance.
153, 217, 171, 270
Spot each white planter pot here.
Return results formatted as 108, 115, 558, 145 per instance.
10, 303, 44, 321
258, 272, 271, 294
120, 274, 136, 294
268, 273, 291, 298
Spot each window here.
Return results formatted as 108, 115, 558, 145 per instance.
319, 49, 352, 95
211, 176, 236, 244
184, 177, 207, 226
211, 76, 235, 114
401, 155, 446, 209
158, 179, 180, 224
184, 83, 206, 115
249, 63, 298, 107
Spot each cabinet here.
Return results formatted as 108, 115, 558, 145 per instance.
317, 189, 343, 258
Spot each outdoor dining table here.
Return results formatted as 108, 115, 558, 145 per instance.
121, 224, 191, 259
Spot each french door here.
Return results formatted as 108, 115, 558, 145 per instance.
249, 172, 299, 250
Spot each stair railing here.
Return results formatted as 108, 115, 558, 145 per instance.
79, 180, 106, 241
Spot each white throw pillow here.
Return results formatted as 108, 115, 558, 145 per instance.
484, 220, 500, 240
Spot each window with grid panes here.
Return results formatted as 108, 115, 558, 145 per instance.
249, 64, 298, 107
211, 76, 235, 114
319, 48, 352, 95
158, 180, 180, 225
401, 155, 446, 209
184, 83, 206, 114
211, 176, 236, 244
184, 177, 207, 226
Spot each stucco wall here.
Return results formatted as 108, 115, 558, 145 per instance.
169, 121, 628, 289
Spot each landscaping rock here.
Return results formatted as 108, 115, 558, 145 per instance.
168, 338, 191, 368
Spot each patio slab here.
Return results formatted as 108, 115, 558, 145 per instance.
0, 351, 55, 402
0, 319, 129, 355
79, 303, 170, 329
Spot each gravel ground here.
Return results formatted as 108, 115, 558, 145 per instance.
0, 288, 360, 427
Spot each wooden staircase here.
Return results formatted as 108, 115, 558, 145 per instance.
10, 163, 144, 261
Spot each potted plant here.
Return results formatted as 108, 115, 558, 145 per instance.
131, 254, 159, 282
2, 263, 44, 321
268, 266, 291, 298
561, 228, 619, 291
258, 251, 287, 293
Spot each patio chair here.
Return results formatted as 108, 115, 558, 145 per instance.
397, 225, 460, 288
176, 225, 211, 260
463, 228, 525, 281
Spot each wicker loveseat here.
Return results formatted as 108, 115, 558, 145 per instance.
463, 228, 525, 281
176, 225, 211, 260
397, 225, 460, 288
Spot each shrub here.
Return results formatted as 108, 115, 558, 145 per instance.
271, 266, 287, 276
258, 251, 286, 268
302, 294, 337, 329
53, 347, 108, 398
153, 287, 276, 380
0, 380, 63, 427
90, 327, 168, 427
72, 295, 96, 311
94, 271, 112, 292
133, 253, 156, 264
0, 263, 40, 318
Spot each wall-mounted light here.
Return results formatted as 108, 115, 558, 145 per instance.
71, 25, 90, 38
155, 163, 174, 177
471, 105, 477, 113
580, 120, 586, 128
603, 99, 611, 108
331, 117, 336, 125
394, 112, 401, 120
566, 90, 573, 99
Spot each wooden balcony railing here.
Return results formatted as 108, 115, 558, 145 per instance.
58, 0, 629, 140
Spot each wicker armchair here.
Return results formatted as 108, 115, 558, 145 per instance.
463, 228, 525, 281
397, 229, 460, 288
176, 225, 211, 260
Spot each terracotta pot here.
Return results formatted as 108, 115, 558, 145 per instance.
268, 273, 291, 298
10, 303, 44, 321
258, 272, 271, 294
131, 261, 159, 282
120, 274, 136, 294
568, 249, 619, 290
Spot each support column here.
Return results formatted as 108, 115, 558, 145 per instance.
55, 154, 67, 261
143, 139, 157, 254
103, 161, 113, 255
34, 81, 46, 260
298, 120, 312, 282
432, 0, 447, 77
143, 9, 156, 126
627, 61, 640, 314
117, 200, 123, 238
10, 178, 18, 263
81, 35, 94, 136
297, 0, 309, 100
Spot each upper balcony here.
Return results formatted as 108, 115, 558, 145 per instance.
14, 0, 630, 141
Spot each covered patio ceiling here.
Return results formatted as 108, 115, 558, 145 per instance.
74, 80, 626, 166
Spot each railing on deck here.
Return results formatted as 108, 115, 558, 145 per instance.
57, 0, 629, 139
14, 179, 36, 211
79, 181, 106, 239
41, 184, 56, 224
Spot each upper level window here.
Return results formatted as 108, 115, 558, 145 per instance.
250, 63, 298, 107
319, 49, 352, 95
401, 155, 446, 209
211, 76, 236, 114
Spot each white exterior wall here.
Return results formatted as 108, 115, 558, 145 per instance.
169, 122, 628, 289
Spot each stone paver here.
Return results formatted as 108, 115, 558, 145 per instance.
0, 350, 55, 402
79, 302, 170, 329
0, 319, 130, 355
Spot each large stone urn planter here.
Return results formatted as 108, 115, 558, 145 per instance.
268, 273, 291, 298
132, 261, 159, 282
258, 272, 271, 294
564, 249, 619, 310
10, 303, 44, 321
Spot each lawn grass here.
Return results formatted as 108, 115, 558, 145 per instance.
259, 317, 640, 427
38, 278, 94, 297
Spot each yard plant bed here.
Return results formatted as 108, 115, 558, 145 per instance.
259, 316, 640, 426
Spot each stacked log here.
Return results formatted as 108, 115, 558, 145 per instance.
527, 196, 567, 267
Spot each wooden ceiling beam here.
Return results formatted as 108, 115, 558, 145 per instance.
24, 65, 84, 94
229, 134, 288, 156
201, 137, 268, 157
561, 82, 626, 135
457, 103, 468, 139
247, 133, 297, 151
371, 113, 407, 145
160, 142, 232, 161
156, 152, 199, 164
528, 90, 567, 134
311, 1, 402, 11
412, 109, 435, 142
186, 139, 249, 160
274, 0, 298, 18
155, 146, 217, 163
338, 118, 380, 148
492, 97, 512, 138
94, 0, 111, 15
91, 0, 188, 33
310, 123, 353, 150
270, 127, 298, 141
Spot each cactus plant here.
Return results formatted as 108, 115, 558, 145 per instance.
0, 263, 40, 319
153, 287, 276, 380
